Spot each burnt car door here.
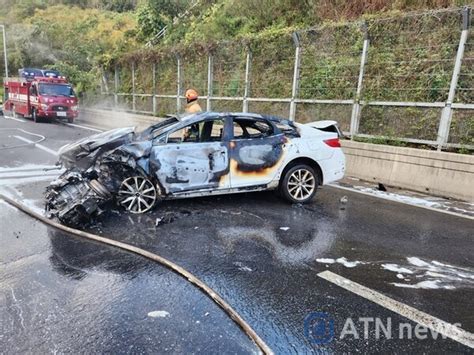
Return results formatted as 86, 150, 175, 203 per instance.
149, 117, 231, 195
229, 116, 287, 188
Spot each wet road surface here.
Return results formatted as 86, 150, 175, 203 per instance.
1, 113, 473, 353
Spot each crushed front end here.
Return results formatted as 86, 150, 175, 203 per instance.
45, 127, 142, 226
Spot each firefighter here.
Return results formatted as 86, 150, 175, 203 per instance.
184, 89, 202, 114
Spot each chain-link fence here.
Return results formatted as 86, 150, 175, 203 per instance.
101, 7, 473, 151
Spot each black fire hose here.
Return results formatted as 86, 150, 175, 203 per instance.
0, 193, 273, 355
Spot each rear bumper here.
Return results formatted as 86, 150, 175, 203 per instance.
319, 149, 346, 185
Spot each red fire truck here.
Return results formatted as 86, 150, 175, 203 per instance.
3, 71, 78, 123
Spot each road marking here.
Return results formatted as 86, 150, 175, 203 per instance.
0, 165, 61, 173
317, 270, 474, 348
13, 135, 58, 156
0, 171, 63, 179
328, 183, 474, 221
4, 115, 27, 123
65, 122, 103, 132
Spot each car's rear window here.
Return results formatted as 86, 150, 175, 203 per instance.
275, 122, 299, 137
233, 118, 274, 139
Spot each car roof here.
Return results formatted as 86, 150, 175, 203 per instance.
181, 111, 289, 123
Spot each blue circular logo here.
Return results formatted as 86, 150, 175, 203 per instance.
304, 312, 335, 344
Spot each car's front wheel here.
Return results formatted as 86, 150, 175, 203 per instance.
117, 176, 159, 213
279, 164, 318, 204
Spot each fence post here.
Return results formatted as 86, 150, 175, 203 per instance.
152, 62, 157, 115
99, 68, 104, 94
100, 67, 109, 94
289, 32, 301, 121
437, 6, 470, 151
350, 22, 369, 138
114, 65, 119, 108
131, 61, 136, 112
207, 53, 213, 111
176, 54, 182, 112
243, 47, 252, 113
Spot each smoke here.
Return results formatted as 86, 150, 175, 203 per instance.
80, 98, 162, 131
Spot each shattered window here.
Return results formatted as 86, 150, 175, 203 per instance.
275, 122, 299, 137
233, 118, 274, 139
233, 123, 245, 139
168, 123, 200, 144
167, 119, 225, 144
201, 120, 225, 142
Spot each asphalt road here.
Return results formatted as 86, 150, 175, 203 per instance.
1, 113, 473, 353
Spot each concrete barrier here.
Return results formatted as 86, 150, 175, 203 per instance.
341, 140, 474, 201
79, 108, 161, 130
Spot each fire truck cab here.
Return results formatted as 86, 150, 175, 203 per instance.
3, 71, 78, 123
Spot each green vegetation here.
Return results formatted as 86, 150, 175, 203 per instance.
0, 0, 472, 151
0, 0, 139, 96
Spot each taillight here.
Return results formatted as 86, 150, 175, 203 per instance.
324, 138, 341, 148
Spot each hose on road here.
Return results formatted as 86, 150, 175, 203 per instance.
0, 193, 273, 355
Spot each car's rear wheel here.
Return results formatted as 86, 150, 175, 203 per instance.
279, 164, 318, 204
117, 176, 158, 213
67, 117, 73, 123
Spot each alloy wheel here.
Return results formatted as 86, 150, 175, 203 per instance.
287, 168, 316, 201
118, 176, 157, 213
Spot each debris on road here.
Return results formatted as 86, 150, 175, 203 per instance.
155, 214, 175, 227
233, 262, 253, 272
147, 310, 170, 318
339, 195, 348, 209
315, 257, 363, 268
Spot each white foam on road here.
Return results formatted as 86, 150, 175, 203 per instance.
147, 310, 170, 318
407, 257, 431, 267
318, 270, 474, 348
315, 257, 363, 268
233, 261, 253, 272
382, 264, 414, 274
316, 258, 336, 264
391, 280, 455, 290
329, 183, 474, 220
382, 257, 474, 290
352, 185, 443, 208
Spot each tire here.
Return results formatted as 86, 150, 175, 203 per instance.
117, 176, 158, 214
279, 164, 318, 204
67, 117, 73, 123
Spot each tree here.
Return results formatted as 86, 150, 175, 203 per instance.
136, 0, 190, 40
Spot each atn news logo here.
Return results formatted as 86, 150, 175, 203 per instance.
304, 312, 461, 344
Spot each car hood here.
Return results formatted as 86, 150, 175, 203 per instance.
58, 126, 136, 169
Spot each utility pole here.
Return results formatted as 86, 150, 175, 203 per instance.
289, 32, 301, 121
437, 6, 471, 150
0, 25, 8, 79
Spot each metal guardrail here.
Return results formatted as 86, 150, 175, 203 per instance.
100, 7, 473, 151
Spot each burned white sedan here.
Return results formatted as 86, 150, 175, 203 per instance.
46, 112, 345, 225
